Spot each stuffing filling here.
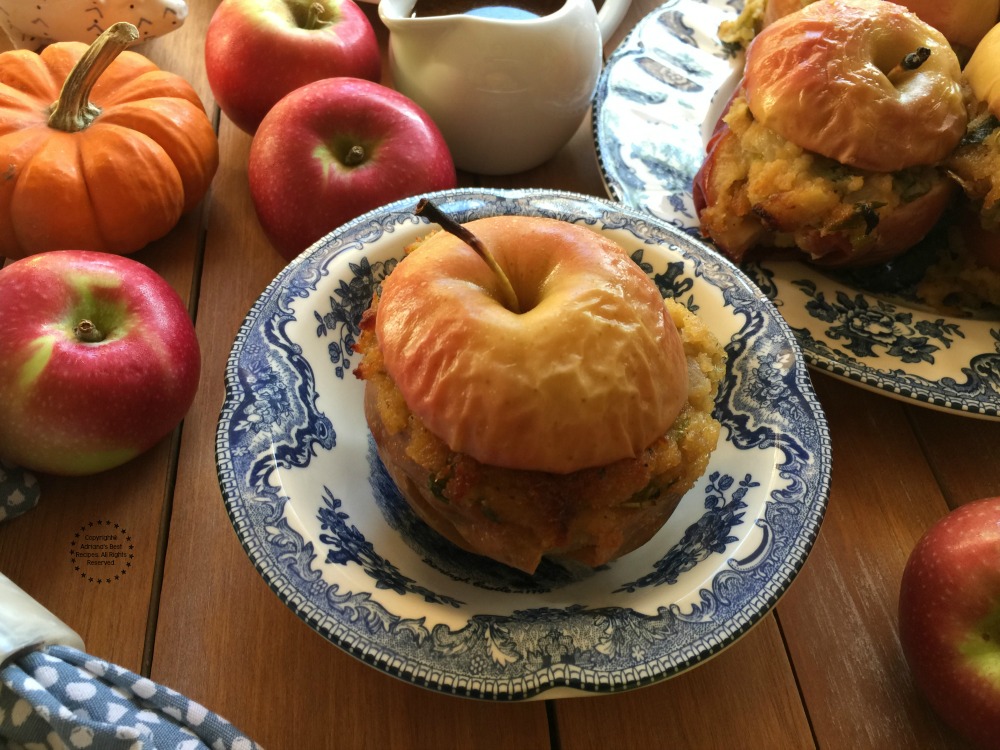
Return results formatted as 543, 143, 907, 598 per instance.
697, 94, 947, 267
355, 296, 725, 574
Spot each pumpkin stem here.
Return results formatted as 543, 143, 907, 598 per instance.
47, 22, 140, 133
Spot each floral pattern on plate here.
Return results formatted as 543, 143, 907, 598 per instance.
216, 188, 831, 699
593, 0, 1000, 418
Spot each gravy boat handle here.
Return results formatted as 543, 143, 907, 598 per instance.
597, 0, 632, 43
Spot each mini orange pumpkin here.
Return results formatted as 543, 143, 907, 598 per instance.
0, 22, 218, 259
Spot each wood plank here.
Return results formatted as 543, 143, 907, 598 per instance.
909, 406, 1000, 508
553, 614, 815, 748
0, 2, 213, 672
0, 444, 174, 672
776, 373, 969, 748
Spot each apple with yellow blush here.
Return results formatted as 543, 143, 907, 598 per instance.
964, 22, 1000, 118
899, 497, 1000, 750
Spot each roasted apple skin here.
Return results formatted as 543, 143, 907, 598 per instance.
744, 0, 966, 173
372, 216, 688, 474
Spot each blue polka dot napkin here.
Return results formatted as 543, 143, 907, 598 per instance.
0, 460, 39, 524
0, 645, 265, 750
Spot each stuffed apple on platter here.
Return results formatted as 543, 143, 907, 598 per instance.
594, 0, 1000, 420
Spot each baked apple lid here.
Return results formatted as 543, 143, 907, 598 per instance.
374, 215, 689, 473
743, 0, 966, 171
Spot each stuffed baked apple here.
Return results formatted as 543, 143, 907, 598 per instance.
697, 0, 967, 268
354, 205, 726, 574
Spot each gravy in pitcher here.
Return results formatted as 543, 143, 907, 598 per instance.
412, 0, 603, 20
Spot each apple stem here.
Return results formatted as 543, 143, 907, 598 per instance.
344, 145, 366, 167
73, 320, 105, 343
303, 2, 333, 30
415, 199, 522, 314
48, 22, 139, 133
887, 47, 931, 82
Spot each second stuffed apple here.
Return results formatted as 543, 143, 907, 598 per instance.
205, 0, 381, 134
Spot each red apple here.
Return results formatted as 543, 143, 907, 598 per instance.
204, 0, 381, 134
248, 77, 457, 261
0, 252, 201, 476
898, 496, 1000, 750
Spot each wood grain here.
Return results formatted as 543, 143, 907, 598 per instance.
2, 1, 998, 749
554, 614, 815, 749
776, 374, 974, 749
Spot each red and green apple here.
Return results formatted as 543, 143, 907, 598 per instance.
898, 496, 1000, 749
0, 251, 201, 476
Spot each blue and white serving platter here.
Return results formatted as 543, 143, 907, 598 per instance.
216, 188, 831, 700
594, 0, 1000, 419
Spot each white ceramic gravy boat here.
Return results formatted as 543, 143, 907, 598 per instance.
379, 0, 631, 174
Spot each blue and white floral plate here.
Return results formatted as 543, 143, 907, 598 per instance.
216, 188, 831, 700
594, 0, 1000, 419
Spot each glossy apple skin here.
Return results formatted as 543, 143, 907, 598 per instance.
746, 0, 966, 172
899, 497, 1000, 750
763, 0, 1000, 54
205, 0, 381, 134
375, 216, 688, 474
248, 77, 457, 261
0, 251, 201, 476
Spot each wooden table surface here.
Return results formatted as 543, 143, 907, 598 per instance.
2, 1, 999, 748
